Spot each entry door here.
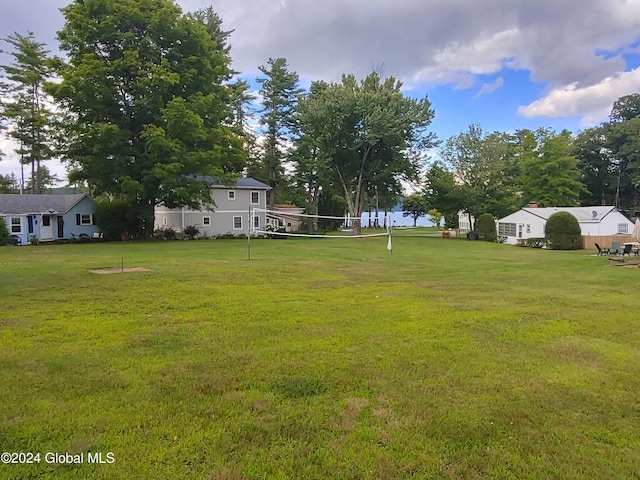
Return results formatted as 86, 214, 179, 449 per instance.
57, 217, 64, 238
41, 215, 53, 239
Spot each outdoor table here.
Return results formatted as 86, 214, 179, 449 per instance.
623, 241, 640, 255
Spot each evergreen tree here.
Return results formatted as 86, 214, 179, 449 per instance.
255, 57, 302, 206
0, 32, 58, 194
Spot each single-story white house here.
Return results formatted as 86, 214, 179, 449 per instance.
497, 206, 634, 245
154, 177, 271, 237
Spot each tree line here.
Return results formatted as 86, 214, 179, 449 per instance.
1, 0, 639, 236
407, 94, 640, 229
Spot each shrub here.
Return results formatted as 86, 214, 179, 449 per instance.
475, 213, 497, 242
545, 212, 582, 250
154, 226, 176, 240
184, 225, 199, 240
0, 218, 8, 246
94, 200, 139, 240
517, 238, 547, 248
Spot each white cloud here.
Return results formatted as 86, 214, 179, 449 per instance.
518, 67, 640, 125
413, 29, 521, 87
2, 0, 640, 141
476, 77, 505, 98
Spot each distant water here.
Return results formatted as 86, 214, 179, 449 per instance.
357, 210, 435, 228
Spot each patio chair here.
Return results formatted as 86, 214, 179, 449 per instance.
594, 243, 610, 256
621, 244, 633, 257
610, 242, 622, 255
8, 234, 21, 246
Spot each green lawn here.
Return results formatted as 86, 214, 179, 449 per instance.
1, 237, 639, 479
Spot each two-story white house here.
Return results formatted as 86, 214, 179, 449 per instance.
154, 177, 271, 237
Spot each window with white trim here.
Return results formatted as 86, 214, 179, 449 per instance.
228, 190, 236, 200
618, 223, 629, 234
10, 217, 21, 233
233, 216, 242, 230
253, 216, 260, 228
498, 222, 516, 237
526, 224, 531, 234
251, 191, 259, 204
162, 217, 168, 226
202, 216, 211, 226
76, 213, 93, 225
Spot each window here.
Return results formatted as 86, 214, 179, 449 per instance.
228, 190, 236, 200
42, 215, 51, 227
618, 223, 629, 234
10, 217, 21, 233
162, 217, 168, 226
233, 216, 242, 230
526, 224, 531, 234
251, 191, 259, 204
498, 222, 516, 237
76, 213, 93, 225
253, 216, 260, 228
202, 216, 211, 226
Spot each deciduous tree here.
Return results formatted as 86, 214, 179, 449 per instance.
402, 193, 427, 227
297, 72, 436, 235
49, 0, 244, 236
440, 124, 519, 226
423, 161, 464, 229
573, 126, 616, 206
519, 129, 585, 207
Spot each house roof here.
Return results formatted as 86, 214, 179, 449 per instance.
498, 206, 634, 225
520, 206, 619, 223
0, 194, 91, 215
272, 204, 303, 211
193, 176, 270, 190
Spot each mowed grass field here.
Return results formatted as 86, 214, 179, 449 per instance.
1, 236, 639, 479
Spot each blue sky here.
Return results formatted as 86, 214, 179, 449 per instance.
2, 0, 640, 184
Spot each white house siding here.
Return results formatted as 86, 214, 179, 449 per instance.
497, 206, 634, 245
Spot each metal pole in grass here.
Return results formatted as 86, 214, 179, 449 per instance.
247, 207, 252, 261
121, 257, 124, 273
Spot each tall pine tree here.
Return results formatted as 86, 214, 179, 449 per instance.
255, 57, 302, 206
0, 32, 58, 193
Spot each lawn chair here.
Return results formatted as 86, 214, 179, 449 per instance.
8, 234, 21, 246
621, 244, 633, 257
594, 243, 610, 256
611, 241, 621, 255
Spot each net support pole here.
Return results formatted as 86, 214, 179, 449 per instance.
247, 207, 252, 261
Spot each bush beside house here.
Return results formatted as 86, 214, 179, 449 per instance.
476, 213, 497, 242
94, 200, 139, 240
0, 218, 8, 246
545, 212, 582, 250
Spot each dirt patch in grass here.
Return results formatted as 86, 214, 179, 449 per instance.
608, 258, 640, 267
89, 267, 150, 274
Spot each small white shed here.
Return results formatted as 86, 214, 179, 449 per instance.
496, 206, 634, 245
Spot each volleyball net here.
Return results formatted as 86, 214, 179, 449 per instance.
250, 207, 392, 237
247, 207, 394, 257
